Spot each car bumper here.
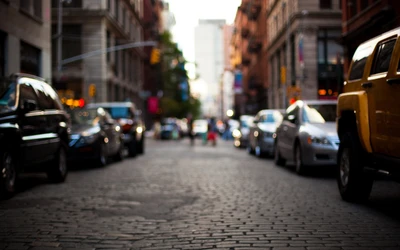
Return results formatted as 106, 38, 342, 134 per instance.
301, 143, 338, 166
259, 137, 275, 155
68, 144, 101, 161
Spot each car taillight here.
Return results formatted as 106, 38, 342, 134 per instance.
118, 118, 134, 132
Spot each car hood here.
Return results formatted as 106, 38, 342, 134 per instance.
258, 123, 278, 132
304, 122, 338, 138
71, 124, 98, 135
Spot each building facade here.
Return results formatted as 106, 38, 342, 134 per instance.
0, 0, 51, 81
230, 0, 269, 118
51, 0, 148, 110
194, 19, 226, 118
221, 24, 235, 119
267, 0, 343, 109
341, 0, 400, 73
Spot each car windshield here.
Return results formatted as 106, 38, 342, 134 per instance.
240, 117, 252, 128
303, 104, 337, 123
104, 107, 131, 119
0, 80, 16, 113
261, 113, 276, 123
70, 109, 99, 126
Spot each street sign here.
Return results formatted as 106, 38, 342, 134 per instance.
89, 84, 96, 97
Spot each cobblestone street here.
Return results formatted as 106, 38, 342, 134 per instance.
1, 138, 400, 250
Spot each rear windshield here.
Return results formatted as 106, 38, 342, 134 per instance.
103, 107, 131, 119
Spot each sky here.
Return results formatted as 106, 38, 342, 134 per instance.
166, 0, 241, 78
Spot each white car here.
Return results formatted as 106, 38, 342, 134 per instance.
192, 119, 208, 137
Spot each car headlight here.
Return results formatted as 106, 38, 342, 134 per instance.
307, 136, 330, 145
232, 129, 241, 138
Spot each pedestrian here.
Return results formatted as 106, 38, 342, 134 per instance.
187, 113, 195, 146
206, 117, 217, 146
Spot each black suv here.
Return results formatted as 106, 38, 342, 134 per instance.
0, 74, 70, 198
86, 102, 145, 157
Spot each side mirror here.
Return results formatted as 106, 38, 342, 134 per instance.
287, 115, 296, 124
22, 99, 37, 112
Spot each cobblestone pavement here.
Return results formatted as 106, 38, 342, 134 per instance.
1, 138, 400, 250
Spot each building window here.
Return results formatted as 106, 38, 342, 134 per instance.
51, 0, 82, 8
0, 31, 5, 77
348, 0, 357, 18
20, 0, 42, 19
320, 0, 332, 9
107, 0, 111, 10
360, 0, 369, 11
115, 0, 119, 22
20, 41, 41, 76
317, 30, 344, 99
106, 31, 111, 62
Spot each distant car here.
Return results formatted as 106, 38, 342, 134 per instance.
233, 115, 254, 148
192, 119, 208, 137
68, 107, 124, 166
274, 100, 339, 175
86, 102, 145, 157
160, 117, 180, 140
247, 109, 284, 157
0, 73, 70, 198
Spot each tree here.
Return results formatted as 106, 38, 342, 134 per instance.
159, 31, 201, 119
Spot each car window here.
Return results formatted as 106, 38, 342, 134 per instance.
303, 104, 337, 123
348, 45, 373, 80
42, 83, 63, 110
0, 81, 16, 111
370, 39, 396, 75
19, 83, 38, 110
31, 82, 55, 110
260, 113, 275, 123
283, 104, 298, 121
105, 107, 132, 119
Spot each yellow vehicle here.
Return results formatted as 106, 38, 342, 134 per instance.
336, 27, 400, 202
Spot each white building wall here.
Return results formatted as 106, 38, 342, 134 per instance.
194, 20, 225, 118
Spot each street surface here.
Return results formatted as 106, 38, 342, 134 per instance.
1, 137, 400, 250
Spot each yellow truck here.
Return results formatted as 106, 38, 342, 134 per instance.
336, 27, 400, 202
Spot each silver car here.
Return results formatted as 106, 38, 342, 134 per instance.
247, 109, 284, 157
233, 115, 254, 148
274, 100, 339, 175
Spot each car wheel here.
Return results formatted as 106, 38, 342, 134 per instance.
274, 141, 285, 166
97, 143, 108, 167
295, 143, 306, 175
247, 144, 254, 155
128, 137, 137, 157
137, 136, 144, 154
47, 146, 68, 183
0, 151, 17, 199
113, 140, 125, 162
337, 132, 373, 202
255, 145, 262, 158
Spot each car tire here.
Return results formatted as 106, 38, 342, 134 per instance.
137, 136, 144, 154
295, 143, 307, 175
337, 132, 373, 203
128, 136, 137, 157
113, 140, 125, 162
255, 145, 263, 158
0, 151, 17, 199
97, 143, 108, 167
247, 144, 254, 155
274, 141, 285, 166
47, 145, 68, 183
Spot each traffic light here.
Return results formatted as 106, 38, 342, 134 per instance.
150, 48, 161, 65
89, 84, 96, 97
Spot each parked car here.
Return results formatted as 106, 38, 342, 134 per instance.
86, 102, 145, 157
274, 100, 338, 175
247, 109, 284, 157
336, 27, 400, 202
233, 115, 254, 148
0, 73, 70, 198
160, 117, 180, 140
67, 107, 124, 166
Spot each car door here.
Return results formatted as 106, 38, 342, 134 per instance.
104, 111, 120, 155
17, 82, 45, 165
278, 103, 300, 160
250, 113, 260, 149
365, 37, 399, 156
